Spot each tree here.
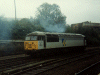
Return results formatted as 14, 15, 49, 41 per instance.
35, 3, 66, 32
0, 16, 13, 40
11, 18, 36, 39
76, 27, 100, 46
65, 25, 74, 33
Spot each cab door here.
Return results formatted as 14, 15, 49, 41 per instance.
38, 36, 46, 49
43, 36, 46, 48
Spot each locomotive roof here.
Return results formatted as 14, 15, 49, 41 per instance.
27, 31, 85, 37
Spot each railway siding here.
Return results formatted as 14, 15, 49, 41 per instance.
0, 54, 28, 61
38, 49, 100, 75
1, 59, 55, 75
1, 50, 99, 75
75, 61, 100, 75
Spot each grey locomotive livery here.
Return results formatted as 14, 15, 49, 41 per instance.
24, 31, 86, 54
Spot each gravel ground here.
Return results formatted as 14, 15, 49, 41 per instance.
38, 51, 100, 75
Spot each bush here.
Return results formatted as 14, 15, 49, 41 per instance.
65, 27, 100, 46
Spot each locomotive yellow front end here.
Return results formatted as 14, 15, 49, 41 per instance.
24, 41, 38, 50
24, 36, 38, 54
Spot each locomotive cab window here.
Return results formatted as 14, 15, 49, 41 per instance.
25, 36, 30, 40
31, 36, 37, 40
37, 36, 45, 40
25, 36, 37, 41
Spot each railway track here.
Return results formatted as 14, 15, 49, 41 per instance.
0, 55, 47, 74
75, 61, 100, 75
0, 50, 99, 75
0, 54, 28, 61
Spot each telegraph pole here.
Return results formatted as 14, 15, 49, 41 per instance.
14, 0, 16, 20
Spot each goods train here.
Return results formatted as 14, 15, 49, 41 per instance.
24, 31, 86, 55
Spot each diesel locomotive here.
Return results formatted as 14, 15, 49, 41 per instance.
24, 31, 86, 55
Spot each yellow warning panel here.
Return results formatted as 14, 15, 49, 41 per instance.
24, 41, 38, 50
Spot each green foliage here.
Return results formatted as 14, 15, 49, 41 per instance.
65, 25, 100, 46
35, 3, 66, 32
36, 2, 66, 25
35, 25, 45, 31
0, 16, 13, 40
76, 27, 100, 46
65, 26, 74, 33
11, 18, 45, 40
11, 19, 35, 39
0, 15, 45, 40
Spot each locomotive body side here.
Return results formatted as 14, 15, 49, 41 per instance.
45, 34, 86, 49
24, 32, 86, 55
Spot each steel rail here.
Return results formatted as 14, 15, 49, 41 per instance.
1, 50, 99, 75
21, 52, 99, 75
75, 61, 100, 75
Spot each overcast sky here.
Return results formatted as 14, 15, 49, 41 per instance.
0, 0, 100, 24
